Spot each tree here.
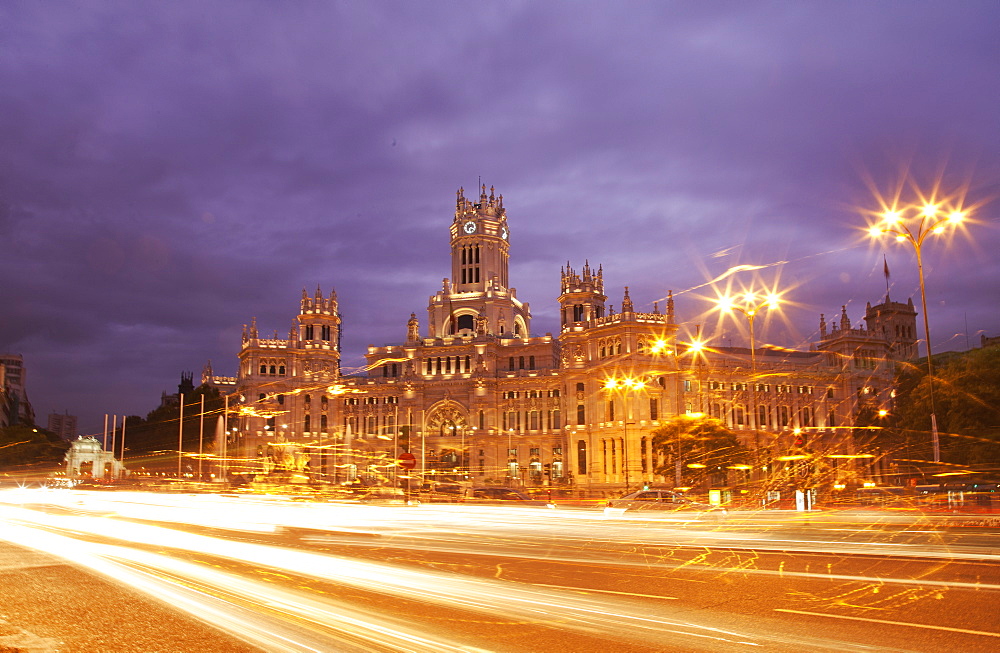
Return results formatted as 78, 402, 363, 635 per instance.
892, 345, 1000, 467
123, 385, 226, 456
650, 415, 750, 489
0, 424, 70, 468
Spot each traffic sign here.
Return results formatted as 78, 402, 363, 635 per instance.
398, 452, 416, 470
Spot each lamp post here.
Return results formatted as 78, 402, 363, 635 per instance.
867, 201, 967, 463
603, 376, 646, 493
677, 330, 709, 487
715, 291, 781, 446
715, 291, 781, 490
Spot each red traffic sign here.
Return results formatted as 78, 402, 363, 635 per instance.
397, 452, 417, 470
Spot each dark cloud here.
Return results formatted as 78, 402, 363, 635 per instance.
0, 2, 997, 433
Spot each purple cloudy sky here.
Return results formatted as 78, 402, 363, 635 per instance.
1, 2, 997, 435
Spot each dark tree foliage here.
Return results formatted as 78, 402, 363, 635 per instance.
123, 385, 226, 455
650, 415, 750, 486
0, 424, 70, 467
892, 346, 1000, 467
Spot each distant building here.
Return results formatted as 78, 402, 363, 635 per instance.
0, 354, 34, 428
159, 372, 196, 409
224, 185, 916, 491
982, 333, 1000, 349
47, 411, 79, 439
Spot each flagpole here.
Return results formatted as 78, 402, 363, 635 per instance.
883, 253, 890, 299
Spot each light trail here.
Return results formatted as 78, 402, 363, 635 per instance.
774, 609, 1000, 638
0, 521, 490, 653
0, 488, 990, 564
1, 489, 994, 651
0, 504, 773, 650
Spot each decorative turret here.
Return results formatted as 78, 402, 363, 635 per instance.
666, 290, 675, 323
839, 306, 850, 331
297, 286, 341, 351
863, 295, 919, 361
406, 313, 419, 342
819, 313, 827, 338
558, 260, 607, 328
621, 287, 634, 313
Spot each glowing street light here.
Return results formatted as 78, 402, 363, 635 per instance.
714, 289, 783, 448
603, 376, 647, 492
867, 197, 969, 463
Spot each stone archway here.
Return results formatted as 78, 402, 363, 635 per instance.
65, 436, 125, 480
425, 401, 470, 474
426, 400, 469, 436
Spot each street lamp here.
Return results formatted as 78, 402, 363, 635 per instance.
603, 376, 646, 493
714, 290, 782, 448
867, 201, 967, 463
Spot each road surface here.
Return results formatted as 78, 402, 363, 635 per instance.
0, 488, 997, 652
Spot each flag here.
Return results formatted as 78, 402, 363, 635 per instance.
883, 255, 890, 281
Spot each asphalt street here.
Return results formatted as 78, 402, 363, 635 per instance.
0, 489, 997, 652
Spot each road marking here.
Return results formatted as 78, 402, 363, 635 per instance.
774, 609, 1000, 637
531, 583, 678, 600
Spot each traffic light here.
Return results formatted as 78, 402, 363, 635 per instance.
543, 463, 551, 477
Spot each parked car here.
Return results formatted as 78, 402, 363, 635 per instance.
604, 489, 726, 519
463, 487, 555, 508
419, 481, 465, 502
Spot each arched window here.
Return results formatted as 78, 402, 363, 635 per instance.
304, 414, 311, 432
509, 357, 515, 371
278, 365, 285, 375
519, 356, 525, 369
269, 365, 276, 375
457, 314, 474, 332
529, 355, 535, 370
259, 364, 267, 374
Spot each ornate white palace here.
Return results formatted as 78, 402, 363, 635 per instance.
214, 185, 917, 493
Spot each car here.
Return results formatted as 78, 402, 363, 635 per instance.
463, 487, 555, 508
604, 489, 726, 519
419, 481, 465, 502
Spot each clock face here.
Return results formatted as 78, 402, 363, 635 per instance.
463, 221, 477, 234
500, 225, 508, 240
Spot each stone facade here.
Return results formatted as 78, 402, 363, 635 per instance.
221, 185, 916, 492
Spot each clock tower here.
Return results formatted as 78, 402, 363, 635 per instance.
450, 184, 510, 292
426, 185, 530, 338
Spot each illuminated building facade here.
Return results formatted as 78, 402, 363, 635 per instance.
224, 186, 915, 491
